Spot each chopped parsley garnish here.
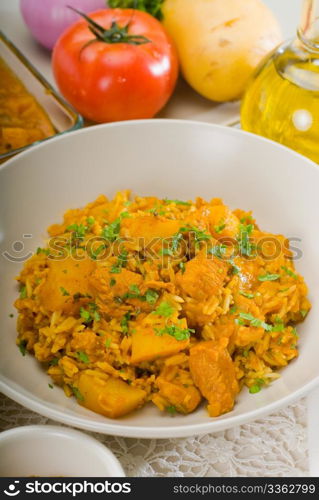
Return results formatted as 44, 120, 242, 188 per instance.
9, 313, 14, 318
120, 312, 131, 335
301, 309, 308, 318
67, 223, 88, 240
71, 386, 84, 401
239, 291, 255, 299
171, 232, 183, 252
236, 312, 272, 331
60, 287, 70, 296
102, 212, 130, 243
110, 249, 128, 274
18, 339, 27, 356
123, 200, 132, 207
229, 305, 238, 314
258, 273, 280, 282
80, 303, 100, 324
48, 383, 54, 389
159, 248, 174, 256
89, 243, 106, 260
179, 261, 186, 274
155, 324, 194, 341
105, 338, 112, 348
214, 221, 226, 233
272, 317, 285, 333
249, 378, 265, 394
76, 351, 90, 363
180, 225, 212, 247
209, 244, 227, 259
164, 199, 191, 206
49, 357, 59, 366
19, 286, 27, 299
36, 247, 50, 255
145, 289, 159, 305
237, 223, 255, 257
152, 301, 174, 318
230, 262, 240, 275
110, 278, 116, 287
87, 216, 95, 226
281, 266, 298, 279
166, 405, 177, 415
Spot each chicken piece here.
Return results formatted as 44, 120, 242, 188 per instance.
176, 251, 228, 301
131, 322, 190, 364
154, 377, 201, 414
77, 371, 146, 418
38, 256, 95, 314
189, 339, 239, 417
120, 215, 181, 253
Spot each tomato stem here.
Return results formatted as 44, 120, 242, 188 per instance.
69, 7, 151, 45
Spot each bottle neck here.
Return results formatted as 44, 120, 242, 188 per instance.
298, 0, 319, 51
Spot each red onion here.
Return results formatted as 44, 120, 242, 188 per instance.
20, 0, 107, 50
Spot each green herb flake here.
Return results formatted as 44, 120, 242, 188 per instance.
76, 351, 90, 364
67, 223, 88, 240
19, 286, 27, 299
48, 383, 54, 389
145, 289, 159, 305
49, 357, 59, 366
105, 338, 112, 348
281, 265, 298, 279
80, 307, 91, 322
214, 221, 226, 234
164, 199, 191, 206
166, 405, 177, 415
71, 386, 84, 402
18, 339, 27, 356
236, 312, 272, 332
258, 273, 280, 282
159, 248, 174, 257
110, 278, 116, 287
87, 216, 95, 226
209, 244, 227, 260
272, 317, 285, 333
36, 247, 50, 255
249, 378, 265, 394
239, 291, 255, 299
229, 305, 238, 314
156, 324, 194, 341
9, 313, 14, 318
120, 312, 131, 335
237, 223, 255, 257
60, 286, 70, 296
301, 309, 308, 318
152, 301, 174, 318
179, 261, 186, 274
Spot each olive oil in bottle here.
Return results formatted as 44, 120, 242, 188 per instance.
241, 0, 319, 163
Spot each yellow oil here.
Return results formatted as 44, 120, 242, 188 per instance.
241, 40, 319, 163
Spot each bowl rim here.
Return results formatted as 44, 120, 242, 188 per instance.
0, 424, 125, 476
1, 118, 319, 438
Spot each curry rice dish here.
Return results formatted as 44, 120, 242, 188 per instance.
14, 191, 310, 419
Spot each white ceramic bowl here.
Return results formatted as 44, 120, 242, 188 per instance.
0, 425, 125, 476
0, 120, 319, 438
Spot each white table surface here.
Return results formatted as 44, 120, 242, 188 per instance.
1, 0, 316, 478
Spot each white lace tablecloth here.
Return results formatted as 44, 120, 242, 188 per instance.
0, 393, 308, 477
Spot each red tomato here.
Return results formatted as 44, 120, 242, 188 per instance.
52, 9, 178, 122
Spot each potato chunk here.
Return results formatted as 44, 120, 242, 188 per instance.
38, 256, 95, 313
77, 371, 146, 418
131, 324, 189, 364
121, 215, 181, 251
189, 339, 239, 417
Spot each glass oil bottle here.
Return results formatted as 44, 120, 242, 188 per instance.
241, 0, 319, 163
